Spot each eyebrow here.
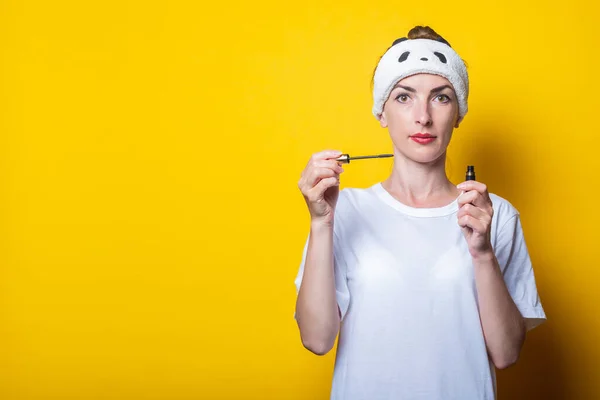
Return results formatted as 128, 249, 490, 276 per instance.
393, 84, 454, 94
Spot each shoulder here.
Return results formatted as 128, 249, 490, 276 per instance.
337, 184, 380, 212
489, 192, 520, 224
488, 193, 534, 269
488, 193, 523, 244
332, 184, 380, 232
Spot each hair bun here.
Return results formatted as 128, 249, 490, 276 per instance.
407, 26, 451, 47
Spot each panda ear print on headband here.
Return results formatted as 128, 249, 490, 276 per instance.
436, 37, 452, 47
391, 36, 452, 48
391, 37, 407, 46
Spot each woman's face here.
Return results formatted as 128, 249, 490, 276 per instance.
379, 73, 460, 164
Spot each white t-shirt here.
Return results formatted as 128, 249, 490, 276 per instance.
294, 182, 546, 400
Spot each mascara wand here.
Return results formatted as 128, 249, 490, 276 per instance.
336, 153, 394, 164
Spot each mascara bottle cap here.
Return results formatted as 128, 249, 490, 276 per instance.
336, 154, 350, 164
466, 165, 476, 181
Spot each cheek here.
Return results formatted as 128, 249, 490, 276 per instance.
383, 103, 411, 126
385, 113, 411, 136
433, 104, 459, 129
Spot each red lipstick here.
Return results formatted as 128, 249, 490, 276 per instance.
410, 133, 436, 144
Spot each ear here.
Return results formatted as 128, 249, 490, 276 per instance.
379, 110, 388, 128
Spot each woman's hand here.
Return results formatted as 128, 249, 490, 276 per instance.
456, 181, 494, 259
298, 150, 344, 225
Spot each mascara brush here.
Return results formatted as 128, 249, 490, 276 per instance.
336, 153, 394, 164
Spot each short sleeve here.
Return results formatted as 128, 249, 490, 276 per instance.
494, 214, 547, 331
294, 230, 351, 321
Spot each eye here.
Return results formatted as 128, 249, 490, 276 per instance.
395, 94, 410, 103
398, 51, 410, 63
435, 94, 451, 103
433, 52, 447, 64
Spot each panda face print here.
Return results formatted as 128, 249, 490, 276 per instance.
397, 50, 448, 64
391, 37, 451, 66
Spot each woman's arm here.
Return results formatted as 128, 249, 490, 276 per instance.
457, 181, 526, 369
472, 252, 526, 369
295, 150, 344, 355
295, 220, 340, 355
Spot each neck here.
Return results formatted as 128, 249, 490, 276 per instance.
382, 152, 459, 208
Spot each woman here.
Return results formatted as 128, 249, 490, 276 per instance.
294, 26, 546, 399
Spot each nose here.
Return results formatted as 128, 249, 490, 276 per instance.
415, 99, 432, 127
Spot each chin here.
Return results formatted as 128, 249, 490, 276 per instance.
404, 148, 447, 165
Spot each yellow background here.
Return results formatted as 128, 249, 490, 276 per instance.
0, 0, 598, 398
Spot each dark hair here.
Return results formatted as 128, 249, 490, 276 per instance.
370, 26, 458, 89
406, 25, 449, 43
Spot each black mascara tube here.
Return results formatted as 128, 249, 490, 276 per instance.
466, 165, 475, 181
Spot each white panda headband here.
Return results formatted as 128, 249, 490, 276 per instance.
372, 37, 469, 123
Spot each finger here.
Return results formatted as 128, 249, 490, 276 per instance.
457, 190, 491, 211
457, 181, 488, 195
309, 150, 344, 164
299, 153, 342, 194
300, 161, 341, 183
305, 167, 338, 188
306, 176, 339, 201
457, 190, 479, 207
457, 187, 492, 211
302, 151, 343, 179
457, 203, 492, 224
313, 159, 344, 174
457, 214, 487, 234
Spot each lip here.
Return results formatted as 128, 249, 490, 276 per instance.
410, 133, 436, 144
